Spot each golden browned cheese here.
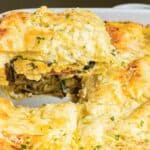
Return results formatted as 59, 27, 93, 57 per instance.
76, 22, 150, 149
118, 56, 150, 100
106, 22, 144, 51
106, 101, 150, 150
143, 25, 150, 55
0, 6, 113, 67
0, 6, 114, 88
106, 22, 149, 63
80, 22, 150, 104
80, 56, 150, 105
0, 8, 150, 149
0, 98, 149, 150
0, 98, 78, 150
77, 101, 150, 150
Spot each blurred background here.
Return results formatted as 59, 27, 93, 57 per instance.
0, 0, 150, 13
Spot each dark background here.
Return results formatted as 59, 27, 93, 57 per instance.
0, 0, 150, 13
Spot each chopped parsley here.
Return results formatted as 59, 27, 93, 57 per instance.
83, 45, 86, 49
110, 116, 115, 121
140, 120, 144, 127
93, 145, 101, 150
26, 141, 30, 145
65, 14, 70, 19
41, 103, 46, 107
20, 144, 26, 150
54, 138, 58, 141
63, 133, 66, 136
115, 134, 120, 140
29, 110, 33, 113
36, 36, 45, 44
121, 61, 125, 66
144, 139, 149, 143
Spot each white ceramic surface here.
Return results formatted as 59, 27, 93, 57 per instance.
113, 3, 150, 9
1, 8, 150, 24
0, 8, 149, 107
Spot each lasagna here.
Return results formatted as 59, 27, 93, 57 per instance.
0, 7, 149, 150
0, 6, 114, 100
0, 98, 149, 149
80, 22, 150, 103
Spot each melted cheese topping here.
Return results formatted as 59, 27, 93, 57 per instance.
0, 98, 77, 149
13, 58, 84, 81
81, 56, 150, 105
106, 22, 146, 63
0, 6, 113, 67
0, 98, 149, 150
13, 59, 51, 81
0, 7, 149, 150
106, 101, 150, 150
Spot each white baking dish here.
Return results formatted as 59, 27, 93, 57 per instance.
0, 8, 150, 107
1, 8, 150, 24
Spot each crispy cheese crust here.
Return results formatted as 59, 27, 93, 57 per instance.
0, 6, 114, 98
0, 7, 149, 149
80, 22, 150, 104
106, 22, 150, 63
0, 6, 113, 67
0, 98, 78, 150
0, 98, 149, 150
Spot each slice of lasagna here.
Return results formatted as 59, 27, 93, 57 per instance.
80, 22, 150, 104
0, 98, 78, 150
77, 99, 150, 150
0, 6, 114, 100
0, 97, 149, 149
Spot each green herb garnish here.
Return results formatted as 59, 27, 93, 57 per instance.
140, 120, 144, 127
65, 14, 70, 18
26, 141, 30, 145
41, 104, 46, 107
93, 145, 101, 150
20, 144, 26, 150
110, 116, 115, 121
144, 139, 149, 143
115, 134, 120, 140
36, 36, 45, 44
63, 133, 66, 136
121, 61, 125, 66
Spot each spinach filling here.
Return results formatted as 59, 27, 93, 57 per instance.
5, 56, 85, 101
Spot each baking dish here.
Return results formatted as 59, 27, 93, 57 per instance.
1, 8, 150, 24
0, 8, 149, 107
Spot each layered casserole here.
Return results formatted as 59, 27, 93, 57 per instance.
0, 6, 114, 100
0, 6, 149, 150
